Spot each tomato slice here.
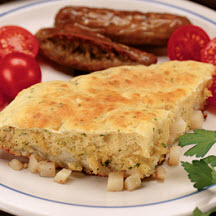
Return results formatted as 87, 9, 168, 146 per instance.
201, 37, 216, 65
0, 52, 42, 99
0, 93, 12, 111
0, 91, 3, 107
0, 25, 39, 59
167, 25, 210, 61
208, 76, 216, 106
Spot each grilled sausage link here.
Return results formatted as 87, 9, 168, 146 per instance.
36, 24, 157, 72
55, 6, 191, 46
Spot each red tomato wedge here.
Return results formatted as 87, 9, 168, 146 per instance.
0, 25, 39, 59
201, 37, 216, 65
167, 25, 210, 61
0, 95, 4, 111
208, 77, 216, 106
0, 91, 3, 107
0, 93, 11, 111
0, 52, 42, 99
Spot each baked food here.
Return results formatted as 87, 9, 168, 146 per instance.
70, 60, 215, 142
0, 61, 214, 178
36, 24, 157, 72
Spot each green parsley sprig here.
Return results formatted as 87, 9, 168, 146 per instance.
193, 206, 216, 216
177, 129, 216, 157
176, 129, 216, 191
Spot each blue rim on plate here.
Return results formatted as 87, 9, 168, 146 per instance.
0, 0, 215, 25
0, 0, 215, 209
1, 182, 216, 208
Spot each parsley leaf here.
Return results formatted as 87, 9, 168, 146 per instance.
181, 158, 216, 191
193, 206, 216, 216
177, 129, 216, 157
203, 155, 216, 167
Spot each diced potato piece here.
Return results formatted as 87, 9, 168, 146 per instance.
88, 157, 100, 172
28, 154, 38, 173
54, 168, 72, 184
168, 146, 181, 166
23, 163, 28, 169
154, 166, 166, 181
169, 117, 187, 144
37, 161, 56, 177
190, 110, 204, 129
8, 159, 23, 171
124, 173, 141, 191
107, 172, 124, 192
171, 117, 187, 136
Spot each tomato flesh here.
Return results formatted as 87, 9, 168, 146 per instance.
208, 75, 216, 106
0, 91, 3, 107
201, 37, 216, 65
0, 25, 39, 59
167, 25, 210, 61
0, 52, 42, 99
209, 84, 216, 106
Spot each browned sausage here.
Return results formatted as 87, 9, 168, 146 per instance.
55, 6, 191, 46
36, 24, 157, 72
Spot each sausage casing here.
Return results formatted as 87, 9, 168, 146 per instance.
36, 24, 157, 72
55, 6, 191, 46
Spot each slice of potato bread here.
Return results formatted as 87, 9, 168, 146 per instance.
0, 60, 214, 178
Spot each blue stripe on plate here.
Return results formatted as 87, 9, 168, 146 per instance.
0, 0, 215, 209
0, 0, 215, 25
137, 0, 216, 25
1, 182, 216, 208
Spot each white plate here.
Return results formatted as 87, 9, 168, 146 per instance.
0, 0, 216, 215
